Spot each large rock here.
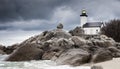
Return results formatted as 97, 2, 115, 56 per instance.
70, 36, 86, 47
5, 43, 43, 61
91, 49, 113, 63
53, 29, 72, 39
57, 23, 63, 29
54, 49, 90, 66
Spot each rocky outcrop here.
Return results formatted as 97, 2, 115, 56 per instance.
4, 24, 120, 66
5, 43, 43, 61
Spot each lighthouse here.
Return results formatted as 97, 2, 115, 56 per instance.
80, 9, 103, 35
80, 10, 88, 27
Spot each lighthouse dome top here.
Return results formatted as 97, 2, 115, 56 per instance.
80, 9, 88, 17
82, 9, 86, 13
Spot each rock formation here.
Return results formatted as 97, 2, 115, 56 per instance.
4, 24, 120, 66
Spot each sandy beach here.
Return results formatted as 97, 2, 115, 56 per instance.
94, 58, 120, 69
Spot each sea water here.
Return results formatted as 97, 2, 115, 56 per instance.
0, 55, 91, 69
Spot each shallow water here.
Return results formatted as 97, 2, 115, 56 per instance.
0, 55, 91, 69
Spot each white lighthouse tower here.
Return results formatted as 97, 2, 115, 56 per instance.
80, 9, 103, 35
80, 10, 88, 27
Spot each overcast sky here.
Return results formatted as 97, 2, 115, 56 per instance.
0, 0, 120, 46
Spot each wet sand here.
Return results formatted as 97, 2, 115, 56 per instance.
94, 58, 120, 69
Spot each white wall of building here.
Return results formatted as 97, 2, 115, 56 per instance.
83, 27, 100, 35
80, 16, 87, 27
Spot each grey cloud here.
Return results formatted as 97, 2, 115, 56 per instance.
0, 0, 69, 22
0, 20, 58, 31
0, 0, 120, 31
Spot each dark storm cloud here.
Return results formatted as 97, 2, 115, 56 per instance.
0, 0, 19, 22
0, 0, 71, 30
0, 0, 69, 22
0, 0, 120, 31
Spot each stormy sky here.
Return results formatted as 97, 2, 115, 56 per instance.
0, 0, 120, 46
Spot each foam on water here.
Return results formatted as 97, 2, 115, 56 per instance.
0, 55, 91, 69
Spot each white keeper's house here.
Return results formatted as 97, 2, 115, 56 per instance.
80, 10, 104, 35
